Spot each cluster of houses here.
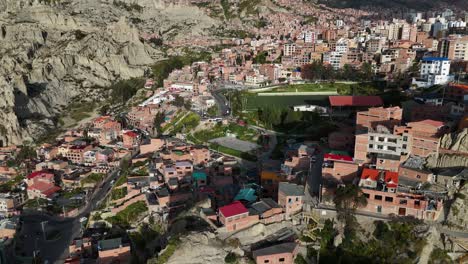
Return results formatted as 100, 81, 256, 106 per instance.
159, 6, 468, 89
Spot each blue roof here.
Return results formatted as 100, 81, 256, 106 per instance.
422, 57, 449, 61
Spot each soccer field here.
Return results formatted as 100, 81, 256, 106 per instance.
245, 94, 330, 110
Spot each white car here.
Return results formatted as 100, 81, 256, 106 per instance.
79, 217, 88, 223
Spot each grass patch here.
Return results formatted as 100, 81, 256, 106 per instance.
61, 187, 84, 199
80, 173, 105, 186
152, 237, 181, 264
111, 187, 128, 200
171, 112, 200, 134
114, 174, 127, 187
67, 101, 96, 122
193, 123, 258, 143
107, 201, 148, 227
210, 143, 257, 161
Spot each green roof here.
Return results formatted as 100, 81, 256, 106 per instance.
234, 188, 257, 203
193, 172, 207, 181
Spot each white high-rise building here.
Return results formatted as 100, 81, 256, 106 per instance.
412, 57, 452, 88
302, 31, 316, 43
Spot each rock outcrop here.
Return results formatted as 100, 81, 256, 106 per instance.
439, 129, 468, 154
426, 129, 468, 169
0, 0, 219, 146
165, 232, 233, 264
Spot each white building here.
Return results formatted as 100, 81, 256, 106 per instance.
293, 105, 328, 114
335, 38, 348, 53
301, 31, 316, 43
323, 52, 344, 70
283, 43, 296, 56
412, 57, 452, 88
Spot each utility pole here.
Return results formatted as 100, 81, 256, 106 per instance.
41, 221, 47, 241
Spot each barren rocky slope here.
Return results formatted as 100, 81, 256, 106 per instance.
0, 0, 220, 146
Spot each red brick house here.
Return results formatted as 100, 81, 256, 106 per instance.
218, 201, 259, 232
123, 131, 139, 148
322, 153, 358, 183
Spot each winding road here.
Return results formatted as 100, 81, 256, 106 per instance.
17, 168, 121, 263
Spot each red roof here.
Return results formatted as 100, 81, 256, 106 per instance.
219, 201, 248, 218
324, 153, 353, 162
28, 182, 61, 197
27, 171, 52, 179
329, 96, 383, 107
360, 168, 380, 181
384, 171, 399, 188
124, 131, 138, 138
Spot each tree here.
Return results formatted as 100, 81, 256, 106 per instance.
16, 144, 36, 162
153, 111, 166, 136
359, 62, 373, 81
224, 252, 238, 264
184, 99, 192, 110
253, 51, 268, 64
301, 61, 324, 81
207, 105, 219, 117
99, 104, 110, 115
333, 184, 367, 232
172, 94, 185, 107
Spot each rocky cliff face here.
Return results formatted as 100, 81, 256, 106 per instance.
426, 129, 468, 169
0, 0, 219, 146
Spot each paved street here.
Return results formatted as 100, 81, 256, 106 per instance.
18, 168, 121, 263
212, 90, 230, 116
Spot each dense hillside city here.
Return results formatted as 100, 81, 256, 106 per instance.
0, 0, 467, 263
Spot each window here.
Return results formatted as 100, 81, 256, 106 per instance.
279, 258, 285, 262
385, 197, 394, 203
296, 197, 299, 202
370, 136, 374, 140
369, 144, 374, 148
364, 193, 370, 198
264, 260, 270, 263
377, 145, 384, 150
403, 136, 408, 141
388, 146, 396, 151
416, 175, 421, 179
375, 195, 382, 200
415, 200, 421, 207
400, 199, 407, 205
379, 137, 385, 142
288, 198, 292, 203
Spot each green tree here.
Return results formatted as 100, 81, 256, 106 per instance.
99, 104, 110, 115
172, 95, 185, 107
224, 252, 238, 264
207, 105, 219, 117
110, 78, 145, 104
253, 51, 268, 64
153, 111, 166, 136
359, 62, 373, 81
16, 144, 36, 162
333, 184, 367, 230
